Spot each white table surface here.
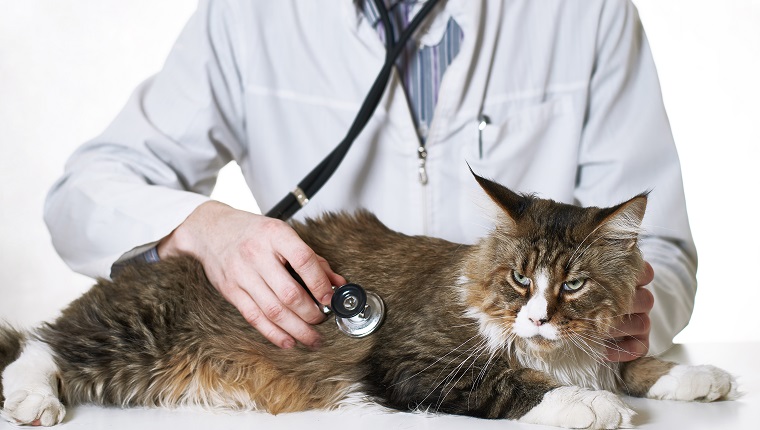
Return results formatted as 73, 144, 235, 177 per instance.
1, 342, 757, 430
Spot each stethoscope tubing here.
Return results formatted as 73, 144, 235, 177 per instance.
265, 0, 443, 221
267, 0, 442, 336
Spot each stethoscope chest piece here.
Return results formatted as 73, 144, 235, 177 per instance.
331, 283, 385, 338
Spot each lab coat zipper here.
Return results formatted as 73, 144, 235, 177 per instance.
417, 145, 428, 184
417, 132, 429, 236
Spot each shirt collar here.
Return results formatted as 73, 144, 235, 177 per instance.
362, 0, 415, 27
357, 0, 455, 47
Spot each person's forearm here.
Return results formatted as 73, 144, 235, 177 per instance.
44, 160, 210, 278
639, 236, 698, 355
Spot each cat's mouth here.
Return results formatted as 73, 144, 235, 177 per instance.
513, 317, 560, 348
522, 335, 561, 351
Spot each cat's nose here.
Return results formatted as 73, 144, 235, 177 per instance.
529, 317, 549, 327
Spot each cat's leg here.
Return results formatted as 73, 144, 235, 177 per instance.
1, 339, 65, 426
620, 356, 737, 401
518, 386, 635, 429
406, 366, 634, 429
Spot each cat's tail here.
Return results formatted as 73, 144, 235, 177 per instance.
0, 324, 25, 403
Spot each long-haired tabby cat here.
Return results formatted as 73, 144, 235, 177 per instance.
1, 173, 735, 429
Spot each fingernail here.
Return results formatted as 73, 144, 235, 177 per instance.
321, 294, 332, 304
282, 339, 295, 349
311, 339, 323, 350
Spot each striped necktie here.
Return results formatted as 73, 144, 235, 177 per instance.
362, 0, 464, 143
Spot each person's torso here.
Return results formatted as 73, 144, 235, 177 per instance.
228, 0, 606, 243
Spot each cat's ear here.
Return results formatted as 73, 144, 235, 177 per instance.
470, 166, 532, 225
592, 193, 649, 248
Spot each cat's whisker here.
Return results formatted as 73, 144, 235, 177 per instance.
564, 336, 613, 383
564, 331, 599, 359
438, 339, 489, 387
566, 331, 616, 373
577, 314, 635, 321
570, 231, 637, 270
566, 229, 599, 269
574, 318, 650, 354
601, 338, 635, 355
389, 333, 484, 389
453, 342, 492, 400
467, 340, 497, 404
423, 338, 490, 410
573, 332, 625, 378
446, 321, 482, 329
605, 336, 648, 358
567, 217, 640, 269
471, 349, 499, 401
574, 316, 649, 346
566, 219, 634, 268
571, 335, 626, 391
439, 342, 492, 411
423, 338, 488, 397
461, 346, 494, 410
566, 330, 632, 389
565, 329, 607, 354
573, 331, 618, 350
573, 331, 646, 369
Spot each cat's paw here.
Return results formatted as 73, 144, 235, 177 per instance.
646, 364, 737, 402
519, 386, 634, 429
1, 390, 66, 426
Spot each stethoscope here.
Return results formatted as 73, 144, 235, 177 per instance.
269, 0, 442, 338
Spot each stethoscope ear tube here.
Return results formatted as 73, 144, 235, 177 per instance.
265, 0, 442, 222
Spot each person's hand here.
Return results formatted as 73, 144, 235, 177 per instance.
157, 201, 345, 349
604, 261, 655, 362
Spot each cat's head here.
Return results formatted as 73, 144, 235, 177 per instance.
460, 172, 647, 357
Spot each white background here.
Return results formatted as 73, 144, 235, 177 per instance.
0, 0, 758, 344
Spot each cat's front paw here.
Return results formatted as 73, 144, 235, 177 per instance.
519, 386, 634, 429
646, 364, 737, 402
1, 390, 66, 426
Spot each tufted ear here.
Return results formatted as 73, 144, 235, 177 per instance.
469, 166, 534, 225
592, 193, 649, 248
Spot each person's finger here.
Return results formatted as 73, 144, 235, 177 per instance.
631, 286, 654, 314
636, 261, 654, 287
266, 261, 328, 325
221, 280, 296, 349
605, 335, 649, 362
237, 272, 323, 348
277, 232, 335, 306
608, 312, 650, 339
317, 256, 347, 289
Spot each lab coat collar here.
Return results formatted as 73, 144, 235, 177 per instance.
339, 0, 483, 146
342, 0, 467, 47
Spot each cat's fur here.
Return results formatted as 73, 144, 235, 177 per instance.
0, 173, 736, 428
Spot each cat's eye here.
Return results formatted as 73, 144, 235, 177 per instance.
512, 271, 531, 287
562, 278, 586, 292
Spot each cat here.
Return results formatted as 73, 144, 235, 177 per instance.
0, 172, 736, 429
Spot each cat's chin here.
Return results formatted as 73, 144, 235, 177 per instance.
521, 336, 561, 352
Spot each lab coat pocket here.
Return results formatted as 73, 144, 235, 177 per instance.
460, 96, 580, 240
464, 96, 579, 195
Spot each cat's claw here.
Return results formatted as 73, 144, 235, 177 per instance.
519, 386, 634, 429
1, 390, 66, 426
646, 364, 737, 402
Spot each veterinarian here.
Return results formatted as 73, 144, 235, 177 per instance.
44, 1, 694, 362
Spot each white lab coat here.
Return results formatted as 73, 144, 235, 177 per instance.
45, 0, 696, 354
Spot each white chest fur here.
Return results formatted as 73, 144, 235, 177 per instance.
515, 345, 621, 392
